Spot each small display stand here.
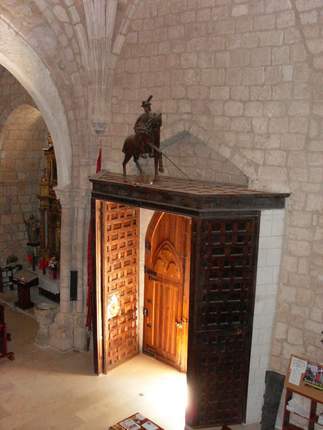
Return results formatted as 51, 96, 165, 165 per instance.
283, 355, 323, 430
109, 413, 164, 430
13, 270, 39, 310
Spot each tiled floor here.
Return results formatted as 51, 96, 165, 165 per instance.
0, 305, 260, 430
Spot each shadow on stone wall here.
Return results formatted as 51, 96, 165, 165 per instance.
161, 131, 248, 186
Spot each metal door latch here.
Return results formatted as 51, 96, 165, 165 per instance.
176, 320, 183, 329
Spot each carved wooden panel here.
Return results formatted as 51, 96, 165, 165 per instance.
187, 214, 259, 427
102, 202, 139, 372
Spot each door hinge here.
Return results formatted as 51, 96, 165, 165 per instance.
144, 266, 157, 278
143, 307, 148, 317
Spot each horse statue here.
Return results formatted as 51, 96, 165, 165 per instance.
122, 96, 164, 180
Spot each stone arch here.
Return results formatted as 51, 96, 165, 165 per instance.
0, 18, 72, 187
0, 95, 35, 128
0, 68, 36, 128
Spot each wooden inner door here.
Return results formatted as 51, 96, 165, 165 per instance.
143, 212, 191, 372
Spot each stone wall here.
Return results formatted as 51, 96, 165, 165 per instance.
0, 68, 47, 263
248, 209, 285, 424
107, 0, 323, 374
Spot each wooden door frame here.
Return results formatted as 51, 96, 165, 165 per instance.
92, 197, 103, 375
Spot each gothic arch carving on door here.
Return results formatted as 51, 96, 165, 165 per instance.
153, 241, 182, 282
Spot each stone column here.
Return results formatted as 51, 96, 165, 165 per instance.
72, 188, 91, 351
48, 185, 75, 351
55, 186, 74, 313
73, 189, 90, 313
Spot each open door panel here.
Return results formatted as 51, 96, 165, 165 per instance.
98, 201, 139, 373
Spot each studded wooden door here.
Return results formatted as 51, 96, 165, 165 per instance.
101, 202, 139, 373
186, 214, 260, 427
144, 212, 191, 372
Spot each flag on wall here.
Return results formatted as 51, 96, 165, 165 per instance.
86, 148, 102, 331
96, 147, 102, 172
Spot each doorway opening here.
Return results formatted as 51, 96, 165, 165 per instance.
143, 212, 191, 372
94, 202, 190, 372
94, 198, 261, 427
94, 201, 189, 429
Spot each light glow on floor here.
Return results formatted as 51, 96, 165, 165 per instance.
103, 355, 187, 430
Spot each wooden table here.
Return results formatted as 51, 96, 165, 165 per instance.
13, 270, 39, 310
109, 413, 164, 430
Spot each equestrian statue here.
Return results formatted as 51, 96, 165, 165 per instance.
122, 95, 164, 179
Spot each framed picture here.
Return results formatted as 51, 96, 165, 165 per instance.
304, 362, 323, 391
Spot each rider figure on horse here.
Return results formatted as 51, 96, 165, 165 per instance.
134, 95, 159, 158
122, 95, 163, 178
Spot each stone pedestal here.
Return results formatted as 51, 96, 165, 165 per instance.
73, 313, 88, 351
34, 302, 57, 347
48, 311, 88, 352
49, 311, 74, 351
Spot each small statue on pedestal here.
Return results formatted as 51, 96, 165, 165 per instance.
24, 215, 40, 271
24, 214, 40, 245
122, 95, 164, 179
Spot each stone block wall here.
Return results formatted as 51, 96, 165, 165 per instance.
107, 0, 323, 375
247, 209, 285, 424
0, 68, 47, 264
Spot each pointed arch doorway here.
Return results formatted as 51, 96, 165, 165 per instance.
143, 212, 191, 372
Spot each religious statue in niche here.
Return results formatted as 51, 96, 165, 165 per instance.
24, 214, 40, 271
122, 95, 164, 179
37, 136, 61, 275
24, 214, 40, 245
